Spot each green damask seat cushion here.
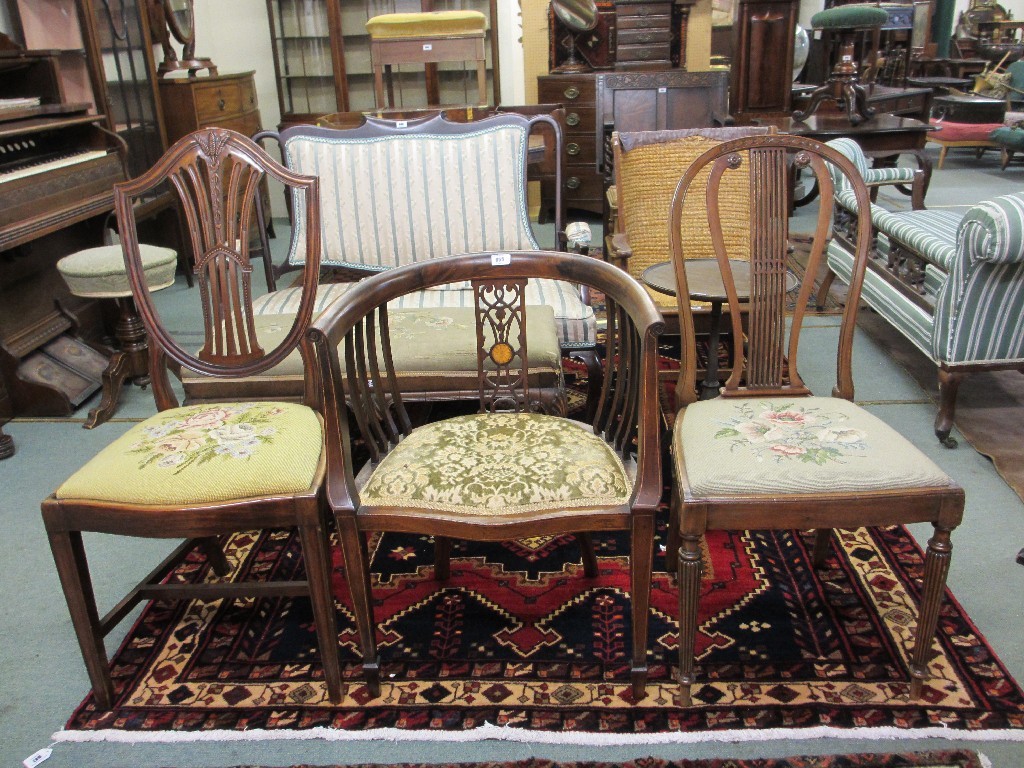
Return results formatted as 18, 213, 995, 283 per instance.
56, 402, 323, 506
675, 396, 950, 497
360, 413, 631, 516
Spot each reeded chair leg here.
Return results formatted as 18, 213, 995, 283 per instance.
297, 514, 344, 704
629, 512, 655, 700
676, 527, 705, 707
45, 527, 115, 709
336, 515, 381, 697
908, 524, 954, 699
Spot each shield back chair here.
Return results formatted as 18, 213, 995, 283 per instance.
181, 113, 599, 411
41, 128, 343, 709
666, 135, 965, 705
308, 250, 665, 700
824, 136, 1024, 447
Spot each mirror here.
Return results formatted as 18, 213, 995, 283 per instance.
150, 0, 216, 77
552, 0, 598, 73
165, 0, 195, 45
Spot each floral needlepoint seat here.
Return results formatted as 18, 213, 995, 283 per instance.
675, 398, 949, 497
56, 403, 322, 506
360, 413, 631, 518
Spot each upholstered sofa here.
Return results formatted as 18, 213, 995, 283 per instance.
181, 113, 599, 405
823, 138, 1024, 447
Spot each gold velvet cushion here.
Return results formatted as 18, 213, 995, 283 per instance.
57, 244, 177, 298
675, 396, 950, 496
365, 11, 486, 39
360, 413, 630, 516
56, 403, 323, 505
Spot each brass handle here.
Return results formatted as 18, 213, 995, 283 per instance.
567, 142, 581, 156
566, 112, 580, 127
566, 176, 581, 190
564, 86, 580, 100
218, 98, 226, 110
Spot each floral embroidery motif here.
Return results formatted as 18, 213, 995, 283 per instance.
713, 402, 868, 465
362, 413, 630, 515
129, 404, 284, 474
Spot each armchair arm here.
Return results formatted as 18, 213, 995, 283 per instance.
606, 232, 633, 269
959, 193, 1024, 266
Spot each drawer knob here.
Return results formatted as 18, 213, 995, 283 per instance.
218, 98, 226, 110
567, 142, 581, 156
566, 176, 581, 190
566, 112, 580, 127
564, 86, 580, 100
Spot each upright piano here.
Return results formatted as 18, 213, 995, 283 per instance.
0, 47, 128, 421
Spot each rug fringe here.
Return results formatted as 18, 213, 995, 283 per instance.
51, 723, 1024, 746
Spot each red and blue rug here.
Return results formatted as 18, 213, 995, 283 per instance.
58, 516, 1024, 743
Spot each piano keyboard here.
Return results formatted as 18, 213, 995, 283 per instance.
0, 150, 109, 184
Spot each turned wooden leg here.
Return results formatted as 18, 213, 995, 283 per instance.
336, 515, 380, 697
937, 146, 948, 170
576, 532, 599, 578
935, 368, 964, 448
44, 525, 115, 709
909, 524, 954, 699
298, 514, 344, 704
811, 528, 832, 568
629, 512, 655, 700
85, 296, 151, 429
434, 536, 452, 581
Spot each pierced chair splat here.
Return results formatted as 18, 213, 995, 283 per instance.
41, 127, 344, 709
665, 135, 966, 706
308, 251, 665, 700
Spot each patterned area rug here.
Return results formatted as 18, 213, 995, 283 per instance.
59, 517, 1024, 742
226, 751, 990, 768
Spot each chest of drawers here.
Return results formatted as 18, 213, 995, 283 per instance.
538, 73, 603, 216
614, 1, 674, 69
159, 71, 262, 143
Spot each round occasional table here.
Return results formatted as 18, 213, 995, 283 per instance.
642, 259, 796, 400
905, 76, 973, 94
57, 244, 177, 428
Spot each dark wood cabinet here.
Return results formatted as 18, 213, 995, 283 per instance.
729, 0, 799, 120
614, 1, 675, 69
537, 73, 604, 216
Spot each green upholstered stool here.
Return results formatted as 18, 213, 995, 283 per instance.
991, 125, 1024, 169
56, 244, 177, 428
366, 11, 487, 109
794, 5, 889, 125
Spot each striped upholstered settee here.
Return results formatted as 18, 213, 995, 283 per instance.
181, 113, 599, 405
823, 138, 1024, 447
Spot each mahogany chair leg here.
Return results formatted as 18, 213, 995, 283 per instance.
570, 349, 604, 422
629, 511, 655, 700
197, 536, 231, 577
576, 532, 599, 577
45, 527, 115, 709
297, 515, 344, 704
336, 516, 381, 697
811, 528, 832, 568
815, 269, 837, 311
665, 483, 681, 572
935, 369, 964, 448
908, 524, 954, 699
676, 527, 703, 708
434, 536, 452, 581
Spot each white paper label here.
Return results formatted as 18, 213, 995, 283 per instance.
658, 87, 667, 93
423, 43, 433, 51
23, 748, 52, 768
491, 253, 511, 266
396, 120, 408, 128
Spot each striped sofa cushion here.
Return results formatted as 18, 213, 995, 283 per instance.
826, 138, 917, 193
934, 194, 1024, 364
283, 124, 539, 270
252, 279, 598, 349
871, 208, 961, 271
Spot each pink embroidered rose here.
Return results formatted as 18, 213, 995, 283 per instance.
770, 443, 806, 457
760, 409, 811, 427
178, 408, 231, 429
153, 433, 207, 454
736, 421, 772, 443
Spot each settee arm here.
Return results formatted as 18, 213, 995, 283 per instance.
959, 193, 1024, 266
605, 232, 632, 269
